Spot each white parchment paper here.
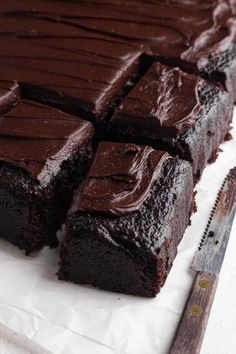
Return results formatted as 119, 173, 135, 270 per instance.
0, 111, 235, 354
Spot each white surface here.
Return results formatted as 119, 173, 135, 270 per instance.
0, 113, 235, 354
0, 323, 51, 354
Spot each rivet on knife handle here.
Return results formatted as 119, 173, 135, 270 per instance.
170, 167, 236, 354
170, 272, 218, 354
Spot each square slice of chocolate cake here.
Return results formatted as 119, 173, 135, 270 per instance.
0, 100, 93, 254
108, 62, 233, 180
0, 35, 141, 126
58, 142, 193, 297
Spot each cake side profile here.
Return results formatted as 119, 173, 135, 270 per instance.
58, 142, 193, 297
0, 99, 94, 254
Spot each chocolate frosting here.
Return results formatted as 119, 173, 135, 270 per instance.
0, 2, 142, 122
0, 100, 93, 184
74, 142, 170, 216
0, 1, 234, 122
110, 62, 204, 138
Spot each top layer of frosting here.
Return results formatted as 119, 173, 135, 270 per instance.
73, 142, 170, 216
109, 62, 204, 139
0, 0, 234, 123
0, 0, 143, 122
1, 0, 234, 62
0, 100, 93, 185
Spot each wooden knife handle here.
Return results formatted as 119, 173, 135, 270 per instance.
170, 272, 218, 354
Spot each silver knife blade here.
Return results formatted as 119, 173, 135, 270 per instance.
191, 167, 236, 275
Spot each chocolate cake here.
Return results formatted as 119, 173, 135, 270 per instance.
58, 142, 193, 297
108, 62, 233, 180
0, 99, 93, 254
0, 0, 234, 295
0, 0, 235, 126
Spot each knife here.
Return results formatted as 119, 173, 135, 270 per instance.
170, 167, 236, 354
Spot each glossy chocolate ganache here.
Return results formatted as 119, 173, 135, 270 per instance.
0, 0, 235, 122
0, 99, 93, 184
110, 62, 205, 139
73, 142, 170, 216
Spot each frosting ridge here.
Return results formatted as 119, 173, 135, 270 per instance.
75, 142, 170, 215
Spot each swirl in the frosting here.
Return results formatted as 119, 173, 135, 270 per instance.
75, 142, 170, 215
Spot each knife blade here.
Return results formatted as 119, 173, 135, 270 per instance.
170, 167, 236, 354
